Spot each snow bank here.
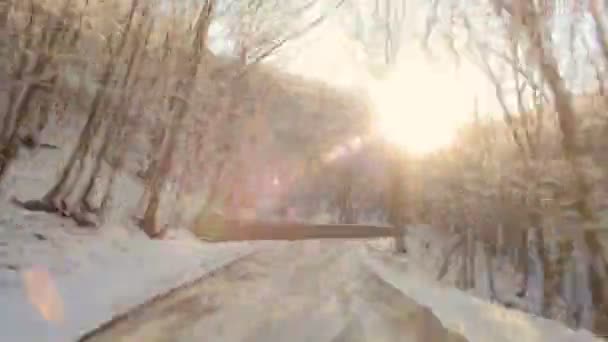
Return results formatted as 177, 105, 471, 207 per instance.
363, 247, 602, 342
0, 122, 264, 341
0, 214, 260, 342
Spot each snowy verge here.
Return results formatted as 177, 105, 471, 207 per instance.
361, 247, 603, 342
0, 212, 264, 342
0, 104, 270, 341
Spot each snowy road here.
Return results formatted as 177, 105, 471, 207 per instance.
82, 240, 467, 342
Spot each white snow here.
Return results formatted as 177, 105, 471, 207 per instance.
0, 118, 604, 342
0, 210, 262, 342
0, 119, 265, 341
362, 244, 603, 342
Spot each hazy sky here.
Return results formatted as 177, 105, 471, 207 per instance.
205, 0, 603, 153
202, 0, 607, 154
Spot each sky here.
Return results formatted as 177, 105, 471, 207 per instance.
205, 0, 604, 154
275, 0, 501, 153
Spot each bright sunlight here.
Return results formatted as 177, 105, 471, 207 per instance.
369, 54, 487, 155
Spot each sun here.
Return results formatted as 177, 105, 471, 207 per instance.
369, 56, 483, 155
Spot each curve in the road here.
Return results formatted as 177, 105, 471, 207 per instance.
82, 240, 467, 342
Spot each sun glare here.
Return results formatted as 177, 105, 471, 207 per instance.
370, 56, 484, 155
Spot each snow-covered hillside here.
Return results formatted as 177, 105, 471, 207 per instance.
0, 120, 263, 341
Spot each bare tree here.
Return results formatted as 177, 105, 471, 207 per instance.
386, 144, 407, 253
421, 0, 608, 331
12, 0, 145, 227
1, 0, 73, 182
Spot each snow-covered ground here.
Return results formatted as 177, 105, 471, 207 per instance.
0, 218, 260, 341
363, 245, 602, 342
0, 119, 264, 341
368, 226, 530, 308
0, 181, 262, 342
0, 118, 602, 342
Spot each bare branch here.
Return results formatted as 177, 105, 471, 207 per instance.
238, 0, 347, 75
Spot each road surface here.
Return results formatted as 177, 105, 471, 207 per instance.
83, 240, 467, 342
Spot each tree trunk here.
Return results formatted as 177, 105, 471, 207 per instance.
465, 227, 476, 290
140, 99, 188, 238
571, 236, 595, 330
518, 229, 530, 297
1, 0, 75, 183
42, 98, 105, 206
82, 16, 152, 221
0, 0, 8, 37
527, 227, 547, 315
79, 119, 114, 214
562, 242, 577, 327
141, 126, 173, 237
141, 183, 161, 237
2, 6, 38, 141
0, 73, 52, 182
497, 223, 504, 259
47, 5, 138, 200
459, 239, 469, 290
139, 0, 213, 237
484, 242, 497, 301
518, 7, 608, 328
97, 114, 138, 222
337, 164, 356, 224
14, 0, 141, 222
387, 148, 407, 253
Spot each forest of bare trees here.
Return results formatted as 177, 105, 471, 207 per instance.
416, 0, 608, 334
277, 0, 608, 336
3, 0, 608, 337
0, 0, 363, 235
